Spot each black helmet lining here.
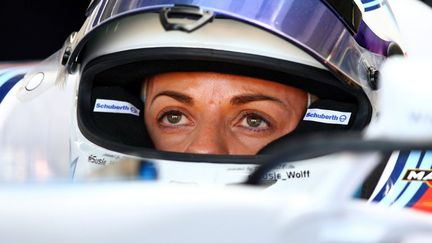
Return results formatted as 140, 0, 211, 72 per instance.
77, 47, 371, 163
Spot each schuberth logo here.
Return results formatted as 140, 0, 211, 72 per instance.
303, 108, 351, 125
402, 169, 432, 188
339, 115, 347, 123
93, 99, 140, 116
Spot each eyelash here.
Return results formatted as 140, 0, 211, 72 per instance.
237, 111, 273, 132
156, 109, 274, 133
157, 108, 192, 127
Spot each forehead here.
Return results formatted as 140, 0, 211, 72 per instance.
146, 72, 304, 95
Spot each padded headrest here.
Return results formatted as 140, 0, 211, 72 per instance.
90, 86, 154, 148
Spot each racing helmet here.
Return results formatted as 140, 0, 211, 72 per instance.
62, 0, 403, 180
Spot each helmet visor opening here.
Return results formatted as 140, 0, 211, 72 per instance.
77, 48, 370, 162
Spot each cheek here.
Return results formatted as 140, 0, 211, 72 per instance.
227, 125, 293, 154
143, 108, 192, 152
153, 139, 187, 152
230, 134, 281, 154
228, 115, 301, 155
146, 127, 192, 152
228, 139, 266, 155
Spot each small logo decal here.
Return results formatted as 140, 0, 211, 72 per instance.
303, 108, 351, 125
93, 99, 140, 116
402, 169, 432, 188
339, 115, 347, 123
88, 154, 107, 165
258, 170, 311, 182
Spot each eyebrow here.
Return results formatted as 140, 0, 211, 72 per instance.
150, 91, 283, 106
230, 94, 283, 105
151, 91, 193, 105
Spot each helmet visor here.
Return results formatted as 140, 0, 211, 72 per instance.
70, 0, 388, 90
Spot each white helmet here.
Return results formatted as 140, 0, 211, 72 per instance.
57, 0, 403, 182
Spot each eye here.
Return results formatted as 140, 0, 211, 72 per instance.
159, 111, 191, 126
239, 113, 270, 130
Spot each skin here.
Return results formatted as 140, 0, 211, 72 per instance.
144, 72, 308, 155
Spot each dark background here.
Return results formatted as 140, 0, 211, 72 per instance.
0, 0, 431, 61
0, 1, 89, 61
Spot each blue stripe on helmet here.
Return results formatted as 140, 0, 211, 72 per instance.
390, 151, 422, 204
371, 151, 410, 202
0, 74, 25, 103
407, 183, 429, 208
362, 0, 384, 12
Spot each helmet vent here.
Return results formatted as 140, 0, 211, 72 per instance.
159, 4, 214, 33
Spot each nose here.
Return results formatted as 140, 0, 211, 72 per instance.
185, 124, 229, 155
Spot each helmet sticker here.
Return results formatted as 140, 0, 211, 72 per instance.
402, 169, 432, 188
93, 99, 140, 116
87, 154, 107, 165
303, 108, 351, 125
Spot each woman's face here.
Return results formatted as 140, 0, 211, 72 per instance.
144, 72, 307, 155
